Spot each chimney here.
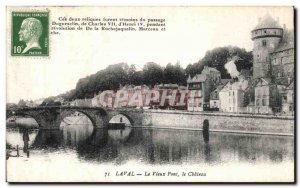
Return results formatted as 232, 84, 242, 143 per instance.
283, 24, 286, 30
277, 17, 279, 23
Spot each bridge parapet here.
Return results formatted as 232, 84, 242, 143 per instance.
6, 106, 149, 129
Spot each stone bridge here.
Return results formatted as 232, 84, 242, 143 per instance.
6, 106, 147, 129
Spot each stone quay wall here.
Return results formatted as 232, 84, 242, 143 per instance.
142, 110, 294, 136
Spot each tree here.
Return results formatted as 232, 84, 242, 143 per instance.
17, 99, 27, 107
54, 46, 252, 101
143, 62, 164, 87
164, 62, 186, 85
186, 46, 253, 79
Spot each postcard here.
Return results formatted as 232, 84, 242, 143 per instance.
6, 6, 295, 183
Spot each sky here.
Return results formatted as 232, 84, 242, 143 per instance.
6, 6, 294, 103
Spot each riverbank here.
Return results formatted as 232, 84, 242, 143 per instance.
143, 110, 294, 136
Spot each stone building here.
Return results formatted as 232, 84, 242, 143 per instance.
70, 98, 92, 107
153, 84, 187, 109
281, 80, 294, 115
270, 30, 294, 85
219, 78, 249, 113
209, 85, 224, 110
187, 66, 221, 111
92, 90, 115, 108
251, 14, 284, 79
251, 14, 294, 114
254, 78, 281, 114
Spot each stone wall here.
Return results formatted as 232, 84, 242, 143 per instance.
143, 110, 294, 135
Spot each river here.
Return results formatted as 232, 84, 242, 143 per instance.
6, 118, 294, 182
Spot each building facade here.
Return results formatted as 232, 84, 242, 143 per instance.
219, 78, 249, 113
187, 66, 221, 111
209, 85, 224, 110
251, 14, 294, 114
254, 78, 280, 114
281, 81, 294, 115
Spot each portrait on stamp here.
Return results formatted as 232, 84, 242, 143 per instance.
11, 12, 49, 56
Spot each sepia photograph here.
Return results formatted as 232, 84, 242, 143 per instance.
5, 6, 295, 183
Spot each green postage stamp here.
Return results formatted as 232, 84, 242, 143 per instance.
11, 12, 49, 56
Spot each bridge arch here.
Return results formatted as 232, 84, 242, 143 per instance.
7, 107, 145, 129
109, 113, 134, 126
6, 111, 42, 128
58, 109, 96, 127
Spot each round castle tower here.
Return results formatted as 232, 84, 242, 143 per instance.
251, 14, 283, 79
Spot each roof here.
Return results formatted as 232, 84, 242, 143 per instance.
212, 85, 225, 93
220, 79, 249, 92
158, 83, 179, 88
254, 14, 281, 30
188, 74, 207, 83
221, 79, 231, 85
255, 77, 272, 87
121, 84, 135, 90
204, 66, 219, 73
273, 29, 294, 53
134, 85, 150, 90
286, 80, 294, 90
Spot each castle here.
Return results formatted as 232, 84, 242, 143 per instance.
187, 14, 294, 115
251, 14, 294, 114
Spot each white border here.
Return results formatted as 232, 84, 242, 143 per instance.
1, 0, 298, 187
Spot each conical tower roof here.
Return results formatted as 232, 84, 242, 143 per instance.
254, 14, 282, 30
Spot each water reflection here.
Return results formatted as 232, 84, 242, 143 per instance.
60, 123, 94, 147
6, 124, 294, 166
6, 128, 39, 149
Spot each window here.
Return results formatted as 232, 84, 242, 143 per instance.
262, 40, 267, 47
229, 92, 231, 96
277, 72, 281, 78
256, 99, 259, 106
233, 91, 234, 96
262, 99, 265, 106
274, 31, 277, 34
264, 30, 267, 34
